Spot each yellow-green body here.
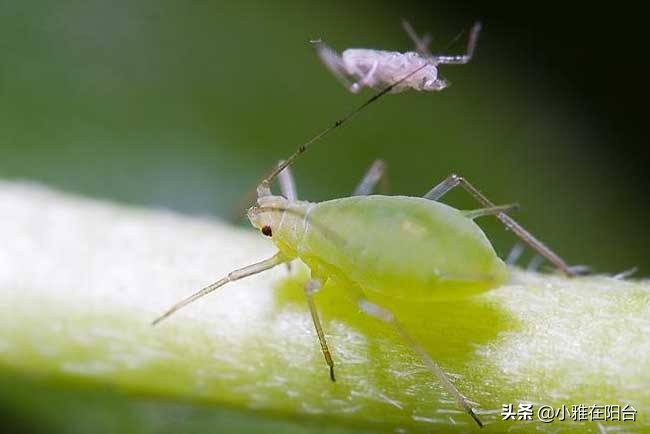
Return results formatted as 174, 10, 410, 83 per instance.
257, 195, 508, 301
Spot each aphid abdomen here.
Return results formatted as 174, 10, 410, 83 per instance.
341, 49, 438, 92
297, 195, 508, 300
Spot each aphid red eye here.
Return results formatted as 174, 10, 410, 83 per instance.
261, 226, 273, 237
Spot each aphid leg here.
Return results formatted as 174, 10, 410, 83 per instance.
350, 60, 379, 93
597, 421, 608, 434
357, 296, 483, 428
304, 278, 336, 382
401, 19, 433, 57
526, 255, 544, 272
612, 267, 638, 280
152, 252, 287, 326
463, 203, 519, 219
312, 40, 356, 90
261, 61, 431, 188
424, 174, 575, 276
506, 243, 525, 265
567, 265, 591, 275
352, 159, 387, 196
431, 22, 482, 65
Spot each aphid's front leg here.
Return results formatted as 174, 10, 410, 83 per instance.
356, 294, 483, 427
152, 252, 287, 325
304, 278, 336, 382
424, 174, 576, 276
352, 159, 388, 196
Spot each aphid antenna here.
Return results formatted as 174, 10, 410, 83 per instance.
254, 21, 482, 199
257, 62, 431, 197
243, 21, 481, 209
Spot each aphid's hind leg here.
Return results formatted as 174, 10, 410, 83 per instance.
352, 159, 388, 196
304, 278, 336, 382
424, 174, 576, 276
152, 253, 287, 325
356, 295, 483, 427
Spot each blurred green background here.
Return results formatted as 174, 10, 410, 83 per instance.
1, 1, 648, 274
1, 1, 649, 432
0, 0, 650, 274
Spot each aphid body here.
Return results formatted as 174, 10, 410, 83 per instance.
249, 194, 508, 300
325, 47, 448, 92
156, 160, 568, 427
315, 21, 482, 93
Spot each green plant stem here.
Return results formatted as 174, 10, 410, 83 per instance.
0, 181, 647, 433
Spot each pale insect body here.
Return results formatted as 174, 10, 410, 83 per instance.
154, 23, 577, 428
337, 48, 444, 92
315, 21, 482, 93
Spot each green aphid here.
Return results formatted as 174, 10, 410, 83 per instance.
153, 49, 576, 427
154, 161, 575, 427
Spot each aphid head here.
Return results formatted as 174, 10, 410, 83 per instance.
247, 195, 312, 258
247, 195, 289, 238
422, 77, 448, 91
